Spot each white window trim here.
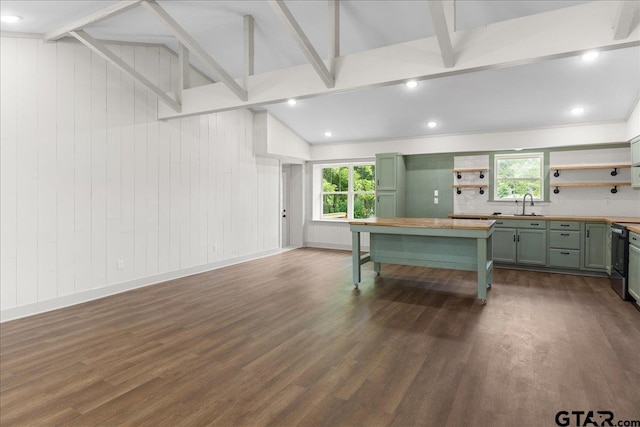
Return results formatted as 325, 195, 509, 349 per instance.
493, 152, 544, 201
313, 162, 375, 221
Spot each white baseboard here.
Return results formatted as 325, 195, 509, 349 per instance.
304, 241, 369, 252
1, 248, 284, 323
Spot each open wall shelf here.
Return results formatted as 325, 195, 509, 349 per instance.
550, 163, 630, 177
552, 182, 631, 194
452, 168, 488, 179
453, 184, 488, 195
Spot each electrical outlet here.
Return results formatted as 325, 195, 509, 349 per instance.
434, 197, 439, 204
117, 259, 125, 270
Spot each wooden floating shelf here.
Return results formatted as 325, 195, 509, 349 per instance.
550, 163, 630, 177
453, 184, 488, 195
452, 168, 488, 179
551, 182, 631, 194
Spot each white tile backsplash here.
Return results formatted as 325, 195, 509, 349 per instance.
454, 148, 640, 217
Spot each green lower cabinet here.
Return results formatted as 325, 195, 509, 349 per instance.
584, 222, 607, 270
517, 229, 547, 265
492, 228, 546, 265
629, 232, 640, 304
493, 228, 517, 263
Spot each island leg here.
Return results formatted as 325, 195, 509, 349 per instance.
373, 262, 381, 276
352, 231, 361, 289
476, 238, 488, 304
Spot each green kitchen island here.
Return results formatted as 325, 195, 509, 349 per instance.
349, 217, 496, 304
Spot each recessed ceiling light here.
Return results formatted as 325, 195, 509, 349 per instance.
405, 80, 418, 89
287, 98, 297, 106
324, 131, 333, 137
1, 15, 21, 23
571, 107, 585, 115
581, 51, 599, 62
427, 121, 438, 128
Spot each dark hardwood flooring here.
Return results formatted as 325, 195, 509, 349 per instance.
1, 248, 639, 426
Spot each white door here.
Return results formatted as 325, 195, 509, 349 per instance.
281, 170, 290, 247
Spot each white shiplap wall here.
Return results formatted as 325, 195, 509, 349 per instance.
0, 36, 280, 318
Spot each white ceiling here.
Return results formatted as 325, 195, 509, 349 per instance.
1, 0, 639, 144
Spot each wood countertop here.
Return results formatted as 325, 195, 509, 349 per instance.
349, 217, 495, 230
622, 224, 640, 234
449, 213, 640, 224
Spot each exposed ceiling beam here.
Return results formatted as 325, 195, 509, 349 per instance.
428, 0, 455, 68
268, 0, 335, 88
158, 1, 640, 120
613, 0, 640, 40
44, 0, 142, 41
328, 0, 340, 75
244, 15, 255, 89
178, 43, 190, 103
141, 0, 248, 101
70, 30, 181, 112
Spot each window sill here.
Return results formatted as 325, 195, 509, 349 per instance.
310, 219, 353, 224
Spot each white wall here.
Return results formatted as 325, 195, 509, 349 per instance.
254, 111, 310, 163
0, 36, 280, 321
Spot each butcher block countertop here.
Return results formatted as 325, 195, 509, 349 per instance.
622, 223, 640, 234
349, 217, 495, 230
449, 214, 640, 224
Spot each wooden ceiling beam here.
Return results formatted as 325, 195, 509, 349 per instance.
428, 1, 455, 68
268, 0, 335, 88
70, 30, 181, 112
613, 0, 640, 40
44, 1, 142, 41
157, 1, 639, 120
141, 0, 248, 101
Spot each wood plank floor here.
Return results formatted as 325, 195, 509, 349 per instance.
1, 248, 639, 426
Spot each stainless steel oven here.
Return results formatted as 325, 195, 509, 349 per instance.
610, 223, 629, 300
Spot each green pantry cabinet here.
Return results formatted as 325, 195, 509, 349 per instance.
375, 153, 406, 217
493, 219, 607, 272
629, 231, 640, 306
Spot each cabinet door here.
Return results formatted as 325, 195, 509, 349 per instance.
631, 137, 640, 167
632, 167, 640, 189
584, 222, 606, 270
375, 154, 398, 191
376, 192, 397, 218
493, 228, 517, 263
629, 243, 640, 303
517, 229, 547, 265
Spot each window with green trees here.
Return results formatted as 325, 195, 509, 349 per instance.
494, 153, 544, 200
321, 164, 375, 219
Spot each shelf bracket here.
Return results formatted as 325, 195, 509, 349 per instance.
479, 187, 485, 195
553, 186, 560, 194
611, 186, 618, 194
479, 172, 485, 179
456, 188, 462, 194
456, 172, 462, 179
610, 167, 618, 176
553, 169, 560, 177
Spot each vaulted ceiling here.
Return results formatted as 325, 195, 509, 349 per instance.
2, 0, 639, 144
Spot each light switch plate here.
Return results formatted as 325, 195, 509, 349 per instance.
434, 190, 439, 196
434, 197, 439, 204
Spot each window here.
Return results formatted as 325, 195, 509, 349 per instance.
316, 163, 375, 220
494, 153, 544, 200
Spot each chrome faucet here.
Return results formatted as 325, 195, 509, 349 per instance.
522, 193, 534, 215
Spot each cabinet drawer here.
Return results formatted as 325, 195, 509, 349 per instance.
549, 249, 581, 269
631, 231, 640, 249
549, 230, 580, 249
494, 219, 546, 229
550, 221, 580, 231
